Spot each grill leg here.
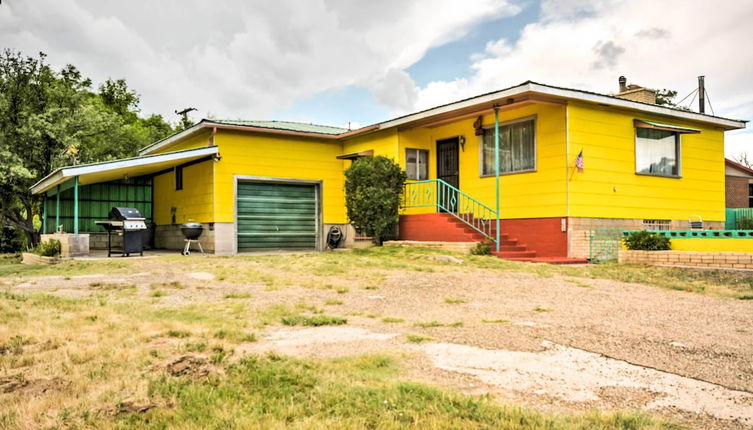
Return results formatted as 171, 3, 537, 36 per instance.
182, 239, 191, 256
197, 240, 204, 255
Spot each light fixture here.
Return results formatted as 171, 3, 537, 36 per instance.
459, 135, 466, 152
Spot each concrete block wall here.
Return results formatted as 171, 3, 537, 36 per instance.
619, 250, 753, 270
40, 233, 89, 258
568, 217, 725, 259
155, 224, 215, 253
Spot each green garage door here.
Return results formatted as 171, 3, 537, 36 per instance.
237, 182, 317, 251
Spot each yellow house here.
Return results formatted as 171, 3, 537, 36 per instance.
32, 81, 747, 260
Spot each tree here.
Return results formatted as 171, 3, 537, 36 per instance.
344, 156, 406, 244
655, 89, 678, 106
0, 50, 174, 248
733, 152, 753, 169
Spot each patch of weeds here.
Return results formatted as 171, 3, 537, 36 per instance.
166, 330, 191, 338
381, 317, 404, 323
739, 295, 753, 300
335, 286, 349, 294
449, 321, 464, 327
406, 334, 434, 343
149, 350, 160, 358
482, 319, 511, 324
1, 291, 28, 302
185, 342, 207, 353
150, 290, 166, 298
365, 313, 378, 319
152, 281, 187, 290
0, 335, 34, 355
532, 307, 553, 312
256, 304, 299, 327
567, 279, 592, 288
224, 292, 252, 299
324, 299, 343, 305
362, 285, 379, 290
84, 315, 98, 322
214, 329, 256, 343
281, 315, 347, 327
90, 282, 136, 290
414, 321, 443, 328
210, 345, 232, 365
443, 297, 466, 304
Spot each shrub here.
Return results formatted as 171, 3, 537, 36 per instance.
34, 238, 61, 257
0, 226, 24, 253
344, 156, 406, 245
470, 239, 492, 255
623, 231, 670, 251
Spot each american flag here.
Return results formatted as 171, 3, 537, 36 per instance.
575, 150, 584, 172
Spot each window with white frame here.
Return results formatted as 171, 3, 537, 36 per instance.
635, 128, 680, 177
481, 118, 535, 176
405, 148, 428, 180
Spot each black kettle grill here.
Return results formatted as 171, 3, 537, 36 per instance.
180, 222, 204, 255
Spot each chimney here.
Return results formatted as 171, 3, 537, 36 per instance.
698, 75, 705, 114
618, 76, 628, 93
614, 75, 657, 104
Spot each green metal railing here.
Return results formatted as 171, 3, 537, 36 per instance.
726, 208, 753, 230
402, 179, 498, 243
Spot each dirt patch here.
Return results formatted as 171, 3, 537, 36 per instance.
0, 375, 66, 395
237, 326, 400, 358
164, 354, 222, 378
187, 272, 215, 281
420, 340, 753, 425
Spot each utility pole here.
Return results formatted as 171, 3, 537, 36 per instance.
175, 107, 197, 129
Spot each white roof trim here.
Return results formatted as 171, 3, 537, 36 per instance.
31, 146, 218, 194
379, 82, 746, 131
138, 122, 206, 155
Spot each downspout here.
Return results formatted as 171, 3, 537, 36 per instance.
494, 106, 500, 252
41, 194, 46, 234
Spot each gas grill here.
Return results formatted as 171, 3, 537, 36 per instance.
95, 207, 148, 257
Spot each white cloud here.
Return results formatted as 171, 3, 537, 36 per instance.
0, 0, 520, 122
413, 0, 753, 155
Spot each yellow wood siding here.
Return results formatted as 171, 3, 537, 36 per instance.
153, 160, 214, 224
567, 101, 725, 221
341, 128, 399, 160
213, 130, 346, 224
397, 103, 568, 218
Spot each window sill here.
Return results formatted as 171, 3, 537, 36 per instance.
635, 172, 682, 179
479, 169, 537, 178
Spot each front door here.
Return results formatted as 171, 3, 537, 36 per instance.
437, 137, 459, 212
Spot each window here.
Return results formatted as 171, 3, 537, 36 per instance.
643, 219, 671, 231
748, 183, 753, 208
481, 118, 535, 176
405, 149, 428, 180
635, 128, 679, 177
175, 166, 183, 190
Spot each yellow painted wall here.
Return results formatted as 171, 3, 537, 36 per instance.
213, 130, 347, 224
341, 128, 399, 160
153, 160, 214, 224
670, 238, 753, 252
397, 103, 568, 218
568, 101, 726, 221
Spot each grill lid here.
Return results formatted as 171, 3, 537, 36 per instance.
109, 207, 145, 221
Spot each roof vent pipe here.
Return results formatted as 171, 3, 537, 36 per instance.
618, 76, 627, 93
698, 75, 705, 114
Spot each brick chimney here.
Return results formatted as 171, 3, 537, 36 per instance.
614, 76, 657, 104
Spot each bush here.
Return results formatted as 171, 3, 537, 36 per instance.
344, 156, 406, 245
34, 238, 61, 257
623, 231, 670, 251
0, 226, 24, 253
471, 238, 492, 255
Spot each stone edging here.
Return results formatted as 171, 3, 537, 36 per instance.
618, 250, 753, 270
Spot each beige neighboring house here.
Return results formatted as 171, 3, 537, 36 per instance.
725, 158, 753, 208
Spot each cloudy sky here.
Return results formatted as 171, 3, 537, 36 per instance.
2, 0, 752, 156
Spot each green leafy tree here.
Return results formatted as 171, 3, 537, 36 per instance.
0, 50, 174, 248
344, 156, 406, 244
655, 89, 678, 106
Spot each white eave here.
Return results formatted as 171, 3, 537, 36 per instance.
31, 146, 218, 195
378, 82, 747, 131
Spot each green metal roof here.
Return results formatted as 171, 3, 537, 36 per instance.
207, 119, 348, 135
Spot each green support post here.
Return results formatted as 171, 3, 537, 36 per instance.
41, 194, 46, 234
73, 176, 79, 236
55, 185, 60, 232
494, 107, 500, 252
